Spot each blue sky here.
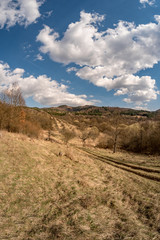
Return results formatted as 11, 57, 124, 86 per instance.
0, 0, 160, 110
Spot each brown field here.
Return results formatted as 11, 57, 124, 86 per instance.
0, 130, 160, 240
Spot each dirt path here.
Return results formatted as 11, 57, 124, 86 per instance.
79, 147, 160, 182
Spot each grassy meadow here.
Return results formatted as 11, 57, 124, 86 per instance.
0, 129, 160, 240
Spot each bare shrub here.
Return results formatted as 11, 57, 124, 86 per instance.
80, 126, 99, 146
2, 82, 25, 107
0, 83, 26, 133
107, 138, 114, 149
89, 126, 99, 140
26, 110, 52, 131
23, 121, 41, 138
37, 114, 52, 130
121, 121, 160, 154
96, 136, 108, 149
61, 127, 76, 145
0, 101, 5, 129
98, 122, 111, 133
80, 131, 89, 146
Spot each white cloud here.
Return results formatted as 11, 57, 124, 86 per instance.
67, 67, 78, 73
134, 105, 149, 110
35, 53, 44, 61
0, 0, 44, 29
37, 11, 160, 106
140, 0, 155, 6
77, 70, 159, 105
0, 62, 96, 106
37, 11, 105, 65
42, 10, 53, 19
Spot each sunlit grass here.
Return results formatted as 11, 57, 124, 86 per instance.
0, 131, 160, 239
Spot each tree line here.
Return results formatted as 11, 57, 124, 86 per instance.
0, 83, 52, 137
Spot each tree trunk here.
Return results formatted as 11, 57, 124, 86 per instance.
113, 131, 118, 153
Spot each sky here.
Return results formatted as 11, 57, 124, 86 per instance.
0, 0, 160, 110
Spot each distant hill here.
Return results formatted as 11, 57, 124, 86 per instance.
41, 105, 158, 118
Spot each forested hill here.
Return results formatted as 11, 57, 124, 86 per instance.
40, 105, 160, 119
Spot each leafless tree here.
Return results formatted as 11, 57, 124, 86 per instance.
110, 112, 126, 153
80, 127, 99, 146
3, 82, 25, 107
61, 127, 76, 145
0, 83, 25, 132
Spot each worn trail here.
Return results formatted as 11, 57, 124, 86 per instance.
79, 147, 160, 182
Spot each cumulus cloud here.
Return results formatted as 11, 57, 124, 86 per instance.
0, 62, 96, 106
114, 75, 158, 105
140, 0, 155, 6
0, 0, 44, 28
37, 11, 160, 106
37, 11, 105, 66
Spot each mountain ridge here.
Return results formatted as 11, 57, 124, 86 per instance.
39, 105, 160, 118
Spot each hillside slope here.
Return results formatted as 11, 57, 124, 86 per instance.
42, 105, 159, 119
0, 131, 160, 240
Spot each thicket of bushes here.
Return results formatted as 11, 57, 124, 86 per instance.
58, 113, 160, 154
0, 84, 52, 138
121, 121, 160, 154
1, 84, 160, 154
95, 119, 160, 154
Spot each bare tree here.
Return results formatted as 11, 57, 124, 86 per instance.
110, 112, 126, 153
80, 131, 89, 146
0, 100, 5, 129
3, 82, 25, 107
61, 127, 76, 146
80, 127, 99, 146
0, 83, 25, 132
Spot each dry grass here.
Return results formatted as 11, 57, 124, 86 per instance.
0, 131, 160, 239
92, 147, 160, 168
80, 147, 160, 180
